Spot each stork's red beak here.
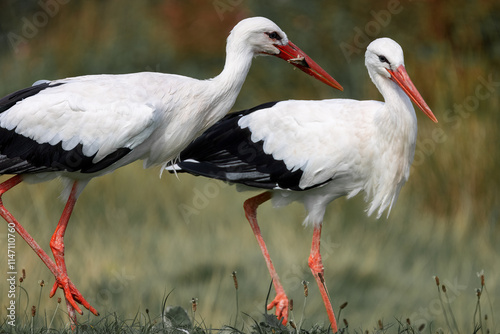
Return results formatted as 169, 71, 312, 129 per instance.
274, 41, 343, 91
387, 65, 438, 123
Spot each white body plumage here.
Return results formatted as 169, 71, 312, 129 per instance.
0, 17, 341, 198
168, 38, 437, 226
165, 37, 437, 330
0, 16, 342, 320
238, 97, 417, 223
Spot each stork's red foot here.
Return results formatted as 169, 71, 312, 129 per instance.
49, 274, 99, 316
267, 292, 289, 325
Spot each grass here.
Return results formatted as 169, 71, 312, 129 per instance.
1, 266, 497, 333
0, 168, 498, 331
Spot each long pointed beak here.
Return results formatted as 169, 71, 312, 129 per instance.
274, 41, 343, 91
387, 65, 438, 123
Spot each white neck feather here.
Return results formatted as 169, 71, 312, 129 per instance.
202, 39, 254, 126
370, 70, 417, 132
365, 70, 418, 218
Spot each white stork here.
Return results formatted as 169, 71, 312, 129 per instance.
166, 38, 438, 331
0, 16, 342, 322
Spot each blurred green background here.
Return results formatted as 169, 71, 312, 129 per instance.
0, 0, 499, 331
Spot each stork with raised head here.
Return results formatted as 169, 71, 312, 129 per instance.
0, 16, 342, 323
167, 38, 438, 331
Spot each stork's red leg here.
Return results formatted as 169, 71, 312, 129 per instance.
49, 181, 99, 321
308, 224, 338, 332
0, 176, 98, 324
243, 192, 289, 325
0, 176, 58, 272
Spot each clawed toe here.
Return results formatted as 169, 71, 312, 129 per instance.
50, 275, 99, 316
267, 293, 289, 325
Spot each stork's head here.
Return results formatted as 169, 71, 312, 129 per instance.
228, 17, 289, 55
365, 37, 405, 79
365, 38, 438, 123
228, 17, 343, 90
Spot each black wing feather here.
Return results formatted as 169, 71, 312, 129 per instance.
0, 82, 63, 114
0, 127, 131, 174
176, 101, 306, 191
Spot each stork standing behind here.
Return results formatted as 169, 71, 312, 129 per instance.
0, 16, 342, 323
167, 38, 438, 331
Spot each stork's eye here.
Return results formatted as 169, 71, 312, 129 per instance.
266, 31, 281, 40
378, 55, 389, 64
